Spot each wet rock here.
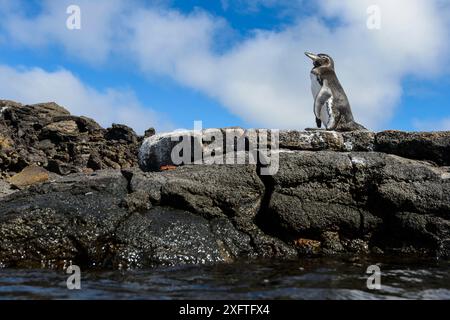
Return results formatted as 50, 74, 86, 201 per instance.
113, 208, 254, 268
321, 231, 345, 254
263, 150, 449, 258
133, 164, 264, 220
0, 170, 130, 268
126, 165, 295, 258
0, 169, 260, 269
293, 238, 321, 255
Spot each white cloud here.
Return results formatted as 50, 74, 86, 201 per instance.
0, 0, 449, 131
0, 0, 128, 64
0, 65, 170, 134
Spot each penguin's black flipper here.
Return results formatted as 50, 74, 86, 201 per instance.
316, 117, 322, 128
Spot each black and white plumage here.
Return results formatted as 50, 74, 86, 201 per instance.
305, 52, 366, 131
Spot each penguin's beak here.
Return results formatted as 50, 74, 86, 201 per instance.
305, 52, 319, 61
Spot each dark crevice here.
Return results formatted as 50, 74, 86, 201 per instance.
253, 162, 297, 246
120, 169, 134, 194
346, 154, 366, 237
66, 234, 91, 269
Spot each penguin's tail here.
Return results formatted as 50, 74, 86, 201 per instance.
337, 121, 367, 132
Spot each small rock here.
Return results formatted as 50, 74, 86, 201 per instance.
47, 159, 79, 175
321, 231, 345, 254
341, 238, 370, 253
0, 179, 15, 198
0, 135, 14, 152
144, 128, 156, 138
279, 130, 344, 151
293, 238, 321, 255
103, 157, 121, 170
120, 191, 152, 213
7, 165, 49, 188
106, 124, 138, 143
87, 152, 103, 170
43, 120, 79, 135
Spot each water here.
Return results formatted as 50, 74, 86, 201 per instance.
1, 256, 449, 300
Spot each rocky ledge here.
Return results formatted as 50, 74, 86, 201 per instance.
0, 100, 449, 269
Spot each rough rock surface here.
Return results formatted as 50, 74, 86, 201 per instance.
0, 100, 141, 178
8, 165, 49, 188
0, 170, 256, 268
264, 151, 450, 257
375, 130, 450, 166
0, 100, 449, 269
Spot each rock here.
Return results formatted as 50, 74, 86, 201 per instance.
126, 165, 295, 258
113, 209, 254, 268
139, 129, 377, 172
0, 169, 258, 268
139, 130, 202, 171
293, 238, 321, 255
0, 100, 22, 110
279, 130, 344, 151
105, 124, 138, 143
342, 131, 376, 151
1, 100, 450, 268
120, 191, 152, 213
0, 170, 130, 268
144, 127, 156, 138
376, 130, 450, 166
0, 180, 15, 198
87, 151, 103, 170
0, 135, 14, 152
44, 120, 79, 134
266, 151, 364, 235
7, 165, 49, 188
0, 101, 141, 175
321, 231, 345, 254
262, 150, 449, 257
128, 164, 264, 219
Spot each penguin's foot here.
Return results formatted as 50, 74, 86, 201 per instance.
304, 128, 326, 131
335, 121, 367, 132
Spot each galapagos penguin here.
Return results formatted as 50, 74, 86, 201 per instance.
305, 52, 366, 131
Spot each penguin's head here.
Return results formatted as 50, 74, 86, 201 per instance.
305, 52, 334, 69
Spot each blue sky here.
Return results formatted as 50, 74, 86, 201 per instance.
0, 0, 449, 133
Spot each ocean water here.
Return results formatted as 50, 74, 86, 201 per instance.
0, 256, 449, 300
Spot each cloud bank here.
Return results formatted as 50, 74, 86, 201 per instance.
0, 0, 449, 131
0, 65, 168, 134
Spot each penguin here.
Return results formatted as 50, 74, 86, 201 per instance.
305, 52, 366, 131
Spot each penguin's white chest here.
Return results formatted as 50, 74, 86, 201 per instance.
311, 76, 336, 129
310, 73, 322, 99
